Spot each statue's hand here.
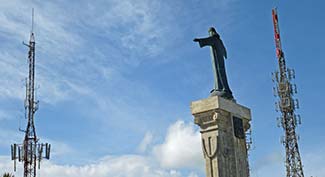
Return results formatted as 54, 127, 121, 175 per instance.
193, 38, 200, 42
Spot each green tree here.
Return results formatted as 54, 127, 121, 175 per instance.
2, 173, 14, 177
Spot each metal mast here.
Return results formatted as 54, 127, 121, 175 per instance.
11, 9, 51, 177
271, 8, 304, 177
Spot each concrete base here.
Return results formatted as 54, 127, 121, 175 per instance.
191, 96, 251, 177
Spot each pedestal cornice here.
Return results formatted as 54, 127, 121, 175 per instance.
191, 96, 251, 121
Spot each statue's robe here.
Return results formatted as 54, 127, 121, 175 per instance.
196, 33, 233, 99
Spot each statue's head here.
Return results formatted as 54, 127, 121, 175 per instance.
208, 27, 217, 36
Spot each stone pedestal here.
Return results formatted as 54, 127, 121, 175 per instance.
191, 96, 251, 177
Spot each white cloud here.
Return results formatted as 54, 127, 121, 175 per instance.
0, 120, 204, 177
138, 132, 154, 153
41, 139, 74, 158
153, 120, 204, 170
86, 0, 175, 62
0, 156, 14, 175
42, 155, 183, 177
0, 155, 189, 177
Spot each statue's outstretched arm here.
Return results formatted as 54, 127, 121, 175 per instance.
194, 36, 214, 48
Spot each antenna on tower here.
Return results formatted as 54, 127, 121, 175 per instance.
271, 8, 305, 177
11, 9, 51, 177
31, 8, 34, 34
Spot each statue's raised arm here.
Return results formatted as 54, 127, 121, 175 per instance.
194, 36, 214, 48
194, 27, 234, 100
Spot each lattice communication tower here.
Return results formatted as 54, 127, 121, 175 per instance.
10, 9, 51, 177
271, 8, 304, 177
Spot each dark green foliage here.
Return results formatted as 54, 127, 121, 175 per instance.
2, 173, 14, 177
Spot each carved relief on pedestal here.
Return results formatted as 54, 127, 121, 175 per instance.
202, 135, 218, 159
201, 132, 218, 177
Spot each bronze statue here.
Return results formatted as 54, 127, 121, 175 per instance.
194, 27, 234, 100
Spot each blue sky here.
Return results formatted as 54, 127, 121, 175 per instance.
0, 0, 324, 177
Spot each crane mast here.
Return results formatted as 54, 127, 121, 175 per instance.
271, 8, 304, 177
11, 9, 51, 177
